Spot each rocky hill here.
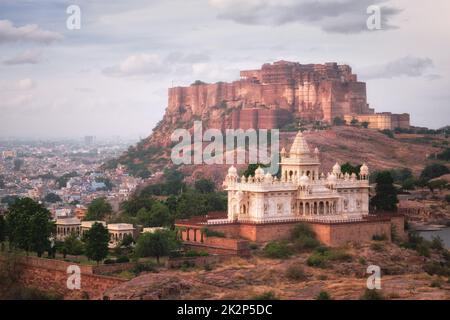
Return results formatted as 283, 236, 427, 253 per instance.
115, 124, 444, 185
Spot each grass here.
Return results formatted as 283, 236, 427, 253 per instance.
263, 241, 293, 259
253, 291, 279, 300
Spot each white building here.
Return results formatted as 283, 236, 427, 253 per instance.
55, 217, 81, 240
107, 223, 135, 247
223, 131, 370, 223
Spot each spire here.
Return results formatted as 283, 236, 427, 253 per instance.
289, 131, 311, 157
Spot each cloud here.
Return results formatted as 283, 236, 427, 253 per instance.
3, 49, 43, 65
359, 56, 436, 80
103, 52, 211, 77
17, 78, 36, 90
0, 19, 63, 44
103, 53, 165, 77
209, 0, 401, 33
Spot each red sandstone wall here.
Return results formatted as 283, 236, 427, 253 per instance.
5, 256, 126, 299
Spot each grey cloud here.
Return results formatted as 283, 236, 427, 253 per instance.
0, 19, 63, 44
211, 0, 401, 34
359, 56, 436, 80
3, 49, 42, 65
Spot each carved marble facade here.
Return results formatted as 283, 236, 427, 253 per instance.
223, 131, 370, 222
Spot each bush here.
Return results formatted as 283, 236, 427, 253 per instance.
202, 228, 226, 238
372, 234, 388, 241
132, 262, 157, 275
360, 289, 384, 300
370, 243, 385, 252
291, 223, 320, 252
116, 256, 130, 263
430, 236, 445, 251
380, 129, 394, 139
315, 291, 332, 300
185, 250, 209, 257
285, 264, 307, 281
253, 291, 279, 300
263, 241, 292, 259
446, 195, 450, 203
423, 262, 450, 277
306, 247, 352, 268
307, 253, 328, 268
103, 259, 116, 264
430, 279, 443, 288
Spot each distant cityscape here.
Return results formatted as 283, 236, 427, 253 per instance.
0, 136, 146, 219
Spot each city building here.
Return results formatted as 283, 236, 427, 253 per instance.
55, 217, 81, 240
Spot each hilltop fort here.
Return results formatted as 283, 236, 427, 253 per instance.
166, 60, 410, 131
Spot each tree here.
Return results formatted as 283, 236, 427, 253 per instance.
243, 163, 268, 178
134, 230, 179, 264
6, 198, 53, 257
84, 222, 109, 265
85, 197, 112, 221
30, 210, 55, 257
420, 163, 450, 181
0, 215, 6, 251
340, 163, 361, 176
427, 180, 448, 193
194, 178, 216, 194
63, 232, 84, 256
44, 193, 62, 203
176, 191, 208, 219
350, 118, 359, 126
370, 171, 398, 212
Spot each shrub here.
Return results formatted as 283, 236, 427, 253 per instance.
360, 289, 384, 300
430, 236, 445, 251
263, 241, 293, 259
203, 228, 226, 238
315, 291, 332, 300
116, 256, 130, 263
430, 279, 443, 288
372, 234, 388, 241
370, 243, 385, 252
307, 253, 328, 268
291, 223, 320, 252
423, 262, 450, 277
253, 291, 279, 300
445, 195, 450, 203
103, 259, 116, 264
380, 129, 394, 139
285, 264, 307, 281
307, 247, 352, 268
248, 243, 259, 250
185, 250, 209, 257
132, 262, 157, 275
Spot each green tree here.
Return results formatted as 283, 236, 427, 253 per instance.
84, 222, 109, 265
176, 191, 208, 219
0, 215, 6, 251
427, 179, 448, 193
350, 118, 359, 126
63, 232, 84, 256
6, 198, 53, 256
420, 163, 450, 181
370, 171, 398, 212
137, 202, 171, 227
340, 163, 361, 176
134, 230, 179, 264
85, 197, 112, 221
44, 193, 62, 203
243, 163, 268, 178
194, 178, 216, 194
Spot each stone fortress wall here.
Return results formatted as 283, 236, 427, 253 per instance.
167, 60, 410, 130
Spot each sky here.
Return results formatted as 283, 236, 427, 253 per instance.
0, 0, 449, 139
